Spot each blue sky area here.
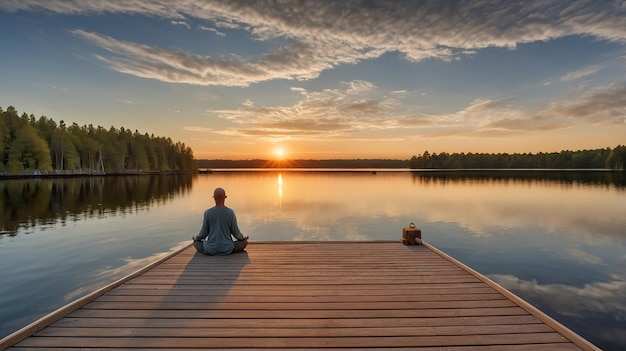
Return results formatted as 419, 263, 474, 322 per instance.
1, 1, 625, 159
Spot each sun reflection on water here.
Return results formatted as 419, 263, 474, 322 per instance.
277, 173, 283, 208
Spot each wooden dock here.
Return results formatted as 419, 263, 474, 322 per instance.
2, 241, 599, 350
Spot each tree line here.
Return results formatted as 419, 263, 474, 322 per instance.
1, 106, 196, 174
198, 146, 626, 170
409, 147, 626, 169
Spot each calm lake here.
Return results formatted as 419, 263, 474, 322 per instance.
1, 170, 625, 350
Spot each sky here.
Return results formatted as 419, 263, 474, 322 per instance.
1, 0, 625, 160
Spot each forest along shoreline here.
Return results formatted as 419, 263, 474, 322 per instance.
2, 105, 624, 178
196, 146, 626, 170
1, 106, 196, 177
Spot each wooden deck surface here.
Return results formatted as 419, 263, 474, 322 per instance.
3, 241, 598, 350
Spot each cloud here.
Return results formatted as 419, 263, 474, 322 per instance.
561, 65, 604, 81
114, 99, 135, 105
488, 273, 626, 344
183, 126, 213, 133
345, 80, 376, 95
547, 82, 626, 124
207, 81, 395, 141
198, 80, 626, 141
71, 29, 271, 87
171, 20, 190, 29
479, 82, 626, 133
198, 25, 226, 37
484, 114, 571, 132
214, 20, 244, 30
4, 1, 626, 86
431, 98, 526, 133
489, 273, 626, 315
200, 82, 516, 141
64, 241, 188, 301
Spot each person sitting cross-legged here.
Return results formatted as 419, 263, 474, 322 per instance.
192, 187, 248, 255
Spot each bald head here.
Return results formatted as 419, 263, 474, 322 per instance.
213, 187, 227, 205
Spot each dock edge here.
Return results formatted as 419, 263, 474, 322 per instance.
422, 241, 601, 351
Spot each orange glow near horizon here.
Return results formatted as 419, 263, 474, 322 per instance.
274, 147, 285, 159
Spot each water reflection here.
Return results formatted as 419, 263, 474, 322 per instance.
488, 273, 626, 348
0, 171, 624, 350
277, 173, 283, 208
0, 175, 194, 236
235, 170, 625, 244
221, 170, 625, 349
410, 169, 626, 189
0, 174, 196, 342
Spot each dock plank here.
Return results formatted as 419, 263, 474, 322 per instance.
3, 242, 598, 350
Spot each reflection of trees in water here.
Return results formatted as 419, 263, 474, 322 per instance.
0, 174, 193, 236
411, 170, 626, 189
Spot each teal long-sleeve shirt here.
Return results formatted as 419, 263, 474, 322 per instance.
194, 206, 245, 255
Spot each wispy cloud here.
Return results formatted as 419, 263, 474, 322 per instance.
171, 20, 190, 29
214, 20, 243, 30
195, 80, 626, 141
484, 114, 571, 133
71, 29, 269, 87
199, 82, 482, 140
183, 126, 214, 133
198, 25, 226, 36
547, 82, 626, 124
114, 99, 135, 105
561, 65, 604, 81
206, 81, 395, 141
481, 82, 626, 133
488, 273, 626, 345
5, 1, 626, 87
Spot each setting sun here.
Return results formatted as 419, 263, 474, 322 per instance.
274, 148, 285, 159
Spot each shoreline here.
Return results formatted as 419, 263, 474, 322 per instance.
1, 168, 622, 181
